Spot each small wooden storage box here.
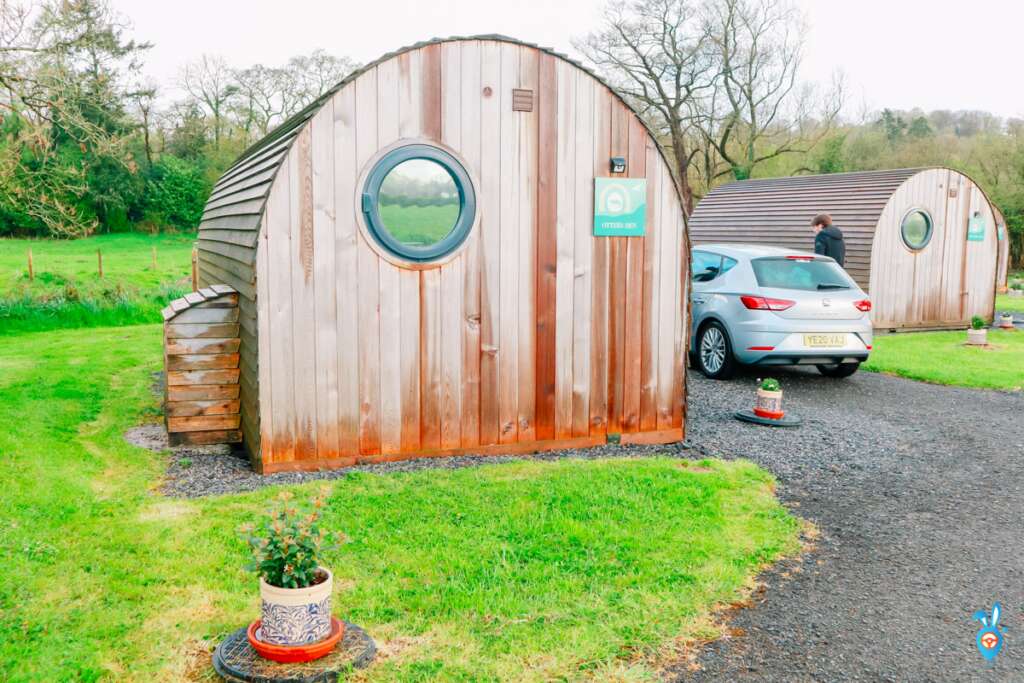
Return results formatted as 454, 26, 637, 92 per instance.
162, 285, 242, 446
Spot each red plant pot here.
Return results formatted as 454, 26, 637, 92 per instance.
247, 616, 345, 663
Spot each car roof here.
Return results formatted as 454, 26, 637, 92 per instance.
693, 243, 818, 259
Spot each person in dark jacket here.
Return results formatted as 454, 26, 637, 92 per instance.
811, 213, 846, 266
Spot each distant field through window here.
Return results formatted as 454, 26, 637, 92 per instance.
363, 145, 475, 263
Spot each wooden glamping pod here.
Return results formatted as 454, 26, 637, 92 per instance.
690, 168, 998, 330
191, 36, 689, 473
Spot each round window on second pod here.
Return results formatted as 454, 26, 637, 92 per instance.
378, 159, 461, 248
901, 209, 933, 250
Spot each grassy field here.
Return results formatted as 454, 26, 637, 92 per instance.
0, 233, 195, 335
864, 329, 1024, 391
0, 324, 800, 682
380, 203, 459, 245
995, 292, 1024, 315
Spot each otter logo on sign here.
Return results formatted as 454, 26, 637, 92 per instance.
594, 178, 647, 237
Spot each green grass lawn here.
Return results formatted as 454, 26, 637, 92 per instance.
864, 329, 1024, 391
380, 203, 459, 245
0, 324, 800, 682
995, 292, 1024, 315
0, 233, 195, 335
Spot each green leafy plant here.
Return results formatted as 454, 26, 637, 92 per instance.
759, 377, 781, 392
241, 487, 338, 589
971, 315, 986, 330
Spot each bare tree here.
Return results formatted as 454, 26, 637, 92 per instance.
575, 0, 715, 214
695, 0, 842, 181
232, 63, 288, 140
285, 49, 358, 112
180, 54, 237, 149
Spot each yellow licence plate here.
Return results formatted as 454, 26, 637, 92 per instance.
804, 334, 846, 348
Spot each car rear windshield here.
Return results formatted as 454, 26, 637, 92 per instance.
751, 257, 854, 291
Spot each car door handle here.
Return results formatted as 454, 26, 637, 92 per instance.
693, 296, 707, 304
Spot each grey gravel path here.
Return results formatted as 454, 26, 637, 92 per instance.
676, 367, 1024, 682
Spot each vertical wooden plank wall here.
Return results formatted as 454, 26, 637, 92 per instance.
255, 40, 688, 470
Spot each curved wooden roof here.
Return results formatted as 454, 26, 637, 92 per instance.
689, 169, 924, 286
196, 33, 683, 322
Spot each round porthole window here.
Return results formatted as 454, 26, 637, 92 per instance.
362, 144, 476, 262
900, 208, 933, 250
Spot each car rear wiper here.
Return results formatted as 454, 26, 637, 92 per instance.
816, 283, 849, 290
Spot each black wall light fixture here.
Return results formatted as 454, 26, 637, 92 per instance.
610, 157, 626, 173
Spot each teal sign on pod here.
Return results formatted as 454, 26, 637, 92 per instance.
967, 213, 987, 242
594, 178, 646, 237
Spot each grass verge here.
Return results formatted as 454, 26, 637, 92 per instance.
0, 325, 800, 682
0, 233, 194, 335
863, 328, 1024, 391
995, 293, 1024, 315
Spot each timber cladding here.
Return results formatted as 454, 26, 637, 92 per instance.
162, 286, 242, 447
194, 36, 689, 473
690, 167, 999, 330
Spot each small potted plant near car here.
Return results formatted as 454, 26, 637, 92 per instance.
754, 377, 784, 420
967, 316, 988, 346
240, 487, 343, 663
999, 312, 1015, 329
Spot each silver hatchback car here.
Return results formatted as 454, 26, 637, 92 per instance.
690, 244, 873, 379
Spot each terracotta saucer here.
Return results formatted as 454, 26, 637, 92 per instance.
247, 617, 346, 663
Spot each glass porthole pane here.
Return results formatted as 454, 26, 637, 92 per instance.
901, 210, 932, 250
362, 144, 476, 263
378, 159, 460, 247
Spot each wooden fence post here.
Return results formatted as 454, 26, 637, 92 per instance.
97, 249, 103, 279
191, 247, 198, 291
27, 248, 33, 281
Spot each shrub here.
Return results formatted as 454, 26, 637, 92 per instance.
759, 377, 781, 392
971, 315, 986, 330
240, 487, 338, 589
143, 156, 211, 231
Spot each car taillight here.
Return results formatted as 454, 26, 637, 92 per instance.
785, 255, 815, 261
740, 295, 795, 311
854, 299, 872, 312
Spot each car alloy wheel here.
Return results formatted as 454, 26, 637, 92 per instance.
698, 322, 735, 379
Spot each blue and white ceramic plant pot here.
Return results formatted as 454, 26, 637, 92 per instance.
258, 568, 333, 646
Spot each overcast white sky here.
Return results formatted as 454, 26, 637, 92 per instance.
112, 0, 1023, 120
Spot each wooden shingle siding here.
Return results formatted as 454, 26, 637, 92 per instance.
691, 168, 998, 329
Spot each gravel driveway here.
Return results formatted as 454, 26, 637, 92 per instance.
677, 367, 1024, 682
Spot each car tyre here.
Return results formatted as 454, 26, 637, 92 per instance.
697, 321, 736, 379
816, 362, 860, 378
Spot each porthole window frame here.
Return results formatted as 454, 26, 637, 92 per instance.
361, 143, 476, 264
900, 207, 934, 251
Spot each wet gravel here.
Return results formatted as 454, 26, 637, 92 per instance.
677, 366, 1024, 682
138, 424, 690, 499
137, 365, 1024, 680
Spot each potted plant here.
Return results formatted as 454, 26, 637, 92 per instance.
999, 312, 1015, 329
754, 377, 784, 419
967, 316, 988, 346
241, 487, 340, 652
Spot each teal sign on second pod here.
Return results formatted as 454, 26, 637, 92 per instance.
967, 213, 987, 242
594, 178, 646, 237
